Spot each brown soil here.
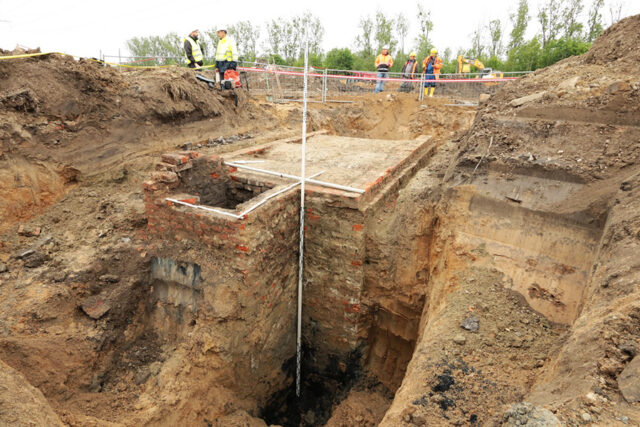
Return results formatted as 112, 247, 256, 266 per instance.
0, 14, 639, 427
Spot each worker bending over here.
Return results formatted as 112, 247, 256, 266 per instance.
422, 48, 442, 97
374, 47, 394, 94
399, 51, 418, 92
184, 29, 204, 68
216, 29, 238, 81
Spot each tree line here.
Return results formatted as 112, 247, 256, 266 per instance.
126, 0, 626, 73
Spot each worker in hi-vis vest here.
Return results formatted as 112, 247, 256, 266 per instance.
374, 47, 394, 93
215, 29, 238, 80
184, 29, 204, 68
422, 48, 443, 97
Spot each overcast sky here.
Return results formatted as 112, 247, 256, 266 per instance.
1, 0, 637, 60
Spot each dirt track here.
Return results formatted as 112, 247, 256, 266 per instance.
1, 14, 640, 427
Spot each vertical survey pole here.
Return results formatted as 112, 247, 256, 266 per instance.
322, 68, 328, 104
296, 30, 309, 398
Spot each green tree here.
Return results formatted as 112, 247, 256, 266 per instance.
126, 33, 183, 64
540, 37, 590, 66
201, 28, 220, 60
585, 0, 604, 42
324, 48, 355, 70
562, 0, 584, 39
609, 1, 624, 24
395, 13, 409, 54
487, 19, 503, 58
355, 15, 374, 56
442, 47, 452, 64
374, 10, 397, 53
538, 0, 563, 47
504, 37, 542, 71
292, 12, 325, 57
292, 53, 324, 68
508, 0, 529, 51
280, 20, 301, 63
414, 4, 434, 59
264, 19, 283, 56
264, 13, 324, 64
227, 20, 260, 61
467, 26, 486, 59
268, 54, 287, 65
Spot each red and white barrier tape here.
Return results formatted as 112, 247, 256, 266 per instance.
237, 66, 518, 84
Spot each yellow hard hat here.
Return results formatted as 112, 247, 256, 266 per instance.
409, 51, 417, 57
430, 48, 437, 55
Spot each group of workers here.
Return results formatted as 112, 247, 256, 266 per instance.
184, 29, 441, 97
183, 29, 238, 80
375, 48, 442, 97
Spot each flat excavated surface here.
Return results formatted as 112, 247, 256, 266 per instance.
227, 134, 430, 191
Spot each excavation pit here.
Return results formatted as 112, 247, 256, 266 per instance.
141, 133, 607, 425
141, 133, 436, 424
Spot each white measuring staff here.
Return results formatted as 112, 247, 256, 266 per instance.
296, 31, 309, 399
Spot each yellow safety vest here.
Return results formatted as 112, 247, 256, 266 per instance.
184, 37, 203, 63
216, 37, 238, 61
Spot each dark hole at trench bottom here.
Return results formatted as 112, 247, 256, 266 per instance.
261, 344, 364, 427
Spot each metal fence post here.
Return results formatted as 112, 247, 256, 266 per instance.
265, 67, 272, 102
322, 69, 327, 104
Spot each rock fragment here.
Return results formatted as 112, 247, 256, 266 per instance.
80, 294, 111, 319
461, 315, 479, 332
618, 356, 640, 403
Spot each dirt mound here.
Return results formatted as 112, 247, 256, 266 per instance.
0, 53, 230, 149
583, 14, 640, 65
0, 47, 41, 55
452, 14, 640, 185
0, 358, 64, 426
0, 53, 278, 230
375, 14, 640, 426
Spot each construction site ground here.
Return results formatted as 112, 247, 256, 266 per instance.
1, 14, 639, 427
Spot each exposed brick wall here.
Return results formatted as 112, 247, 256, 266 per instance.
303, 190, 367, 371
227, 175, 275, 206
143, 150, 301, 406
175, 154, 230, 207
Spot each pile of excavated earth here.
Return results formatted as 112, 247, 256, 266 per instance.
0, 14, 638, 427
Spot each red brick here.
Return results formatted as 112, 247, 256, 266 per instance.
151, 171, 178, 183
178, 150, 200, 159
161, 153, 189, 165
142, 180, 159, 191
177, 196, 199, 205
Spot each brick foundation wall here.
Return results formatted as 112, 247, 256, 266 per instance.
143, 150, 301, 405
303, 189, 367, 372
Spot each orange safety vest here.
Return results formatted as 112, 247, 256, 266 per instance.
375, 54, 394, 71
422, 56, 443, 78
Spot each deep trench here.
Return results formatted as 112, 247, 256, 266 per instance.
260, 344, 367, 426
144, 146, 607, 426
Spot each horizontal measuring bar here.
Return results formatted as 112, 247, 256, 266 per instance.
225, 162, 365, 194
165, 198, 244, 219
238, 171, 325, 217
